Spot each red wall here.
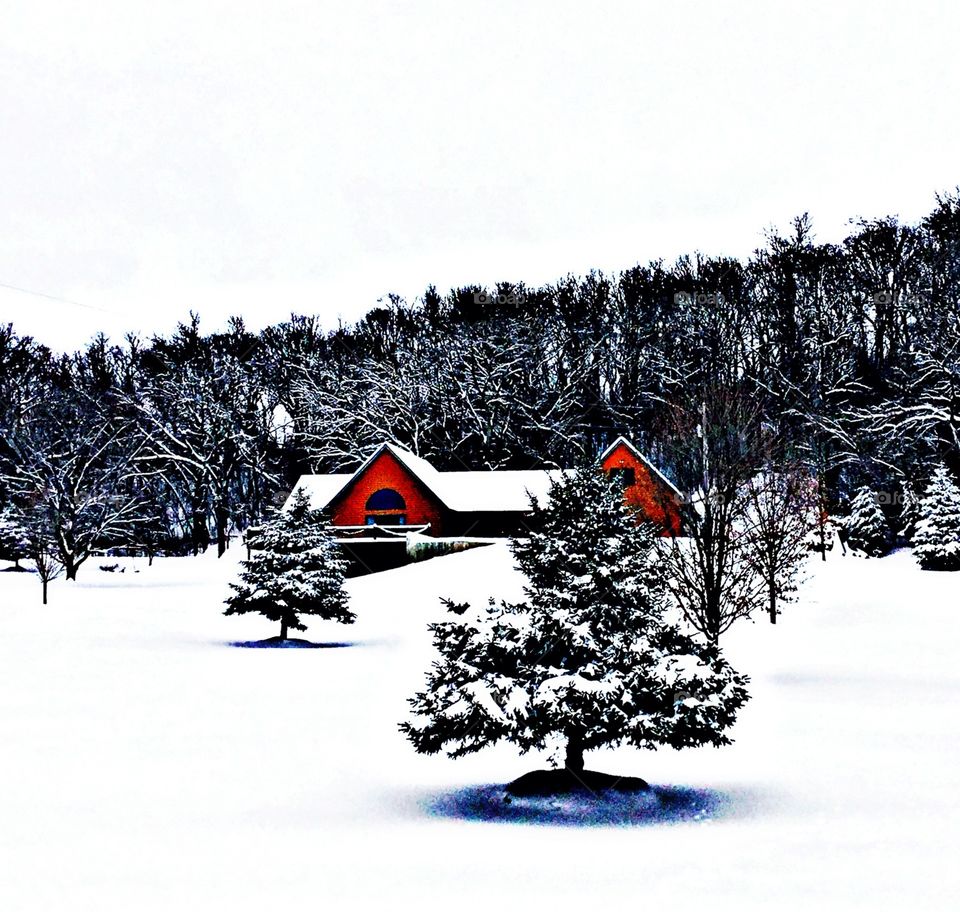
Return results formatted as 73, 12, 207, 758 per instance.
329, 450, 445, 534
601, 442, 681, 535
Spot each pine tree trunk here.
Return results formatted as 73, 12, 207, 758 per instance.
565, 732, 585, 773
280, 618, 288, 640
42, 578, 48, 605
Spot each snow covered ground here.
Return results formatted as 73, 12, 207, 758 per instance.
0, 544, 958, 910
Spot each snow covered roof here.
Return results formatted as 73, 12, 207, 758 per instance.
289, 442, 570, 514
432, 469, 570, 512
286, 473, 353, 512
371, 443, 571, 511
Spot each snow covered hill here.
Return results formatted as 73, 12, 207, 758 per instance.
0, 545, 957, 910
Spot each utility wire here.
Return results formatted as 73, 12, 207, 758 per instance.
0, 281, 117, 314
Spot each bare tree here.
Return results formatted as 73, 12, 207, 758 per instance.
135, 356, 277, 556
14, 510, 65, 605
2, 399, 149, 580
661, 503, 765, 646
741, 467, 816, 623
660, 386, 767, 646
293, 322, 595, 471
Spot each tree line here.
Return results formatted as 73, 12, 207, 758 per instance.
3, 193, 960, 584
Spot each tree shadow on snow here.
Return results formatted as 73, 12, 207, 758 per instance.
424, 783, 754, 827
229, 636, 358, 649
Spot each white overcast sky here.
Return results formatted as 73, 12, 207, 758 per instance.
1, 0, 958, 350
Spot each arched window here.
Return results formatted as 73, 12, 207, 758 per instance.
366, 488, 406, 511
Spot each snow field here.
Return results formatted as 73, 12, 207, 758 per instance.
0, 544, 957, 910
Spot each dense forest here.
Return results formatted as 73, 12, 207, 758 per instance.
3, 193, 960, 576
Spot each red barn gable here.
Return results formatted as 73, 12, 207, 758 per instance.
599, 436, 682, 536
327, 446, 446, 532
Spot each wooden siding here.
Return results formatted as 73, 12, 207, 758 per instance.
600, 441, 681, 535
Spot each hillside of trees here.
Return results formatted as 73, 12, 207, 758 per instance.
3, 194, 960, 568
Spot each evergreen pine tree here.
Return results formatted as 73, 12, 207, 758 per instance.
224, 488, 354, 639
913, 464, 960, 570
0, 506, 29, 568
805, 513, 837, 556
898, 483, 921, 543
845, 486, 892, 557
401, 467, 749, 789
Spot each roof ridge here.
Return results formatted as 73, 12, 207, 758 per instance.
599, 435, 682, 497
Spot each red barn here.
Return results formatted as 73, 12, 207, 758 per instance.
288, 438, 682, 571
327, 446, 446, 532
292, 443, 563, 539
599, 436, 683, 536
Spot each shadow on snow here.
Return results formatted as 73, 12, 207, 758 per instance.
424, 783, 752, 827
229, 636, 358, 649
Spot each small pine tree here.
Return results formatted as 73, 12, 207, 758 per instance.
401, 467, 749, 782
899, 483, 921, 543
805, 476, 837, 559
845, 487, 892, 557
224, 488, 354, 639
805, 513, 837, 557
0, 506, 29, 568
913, 464, 960, 570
